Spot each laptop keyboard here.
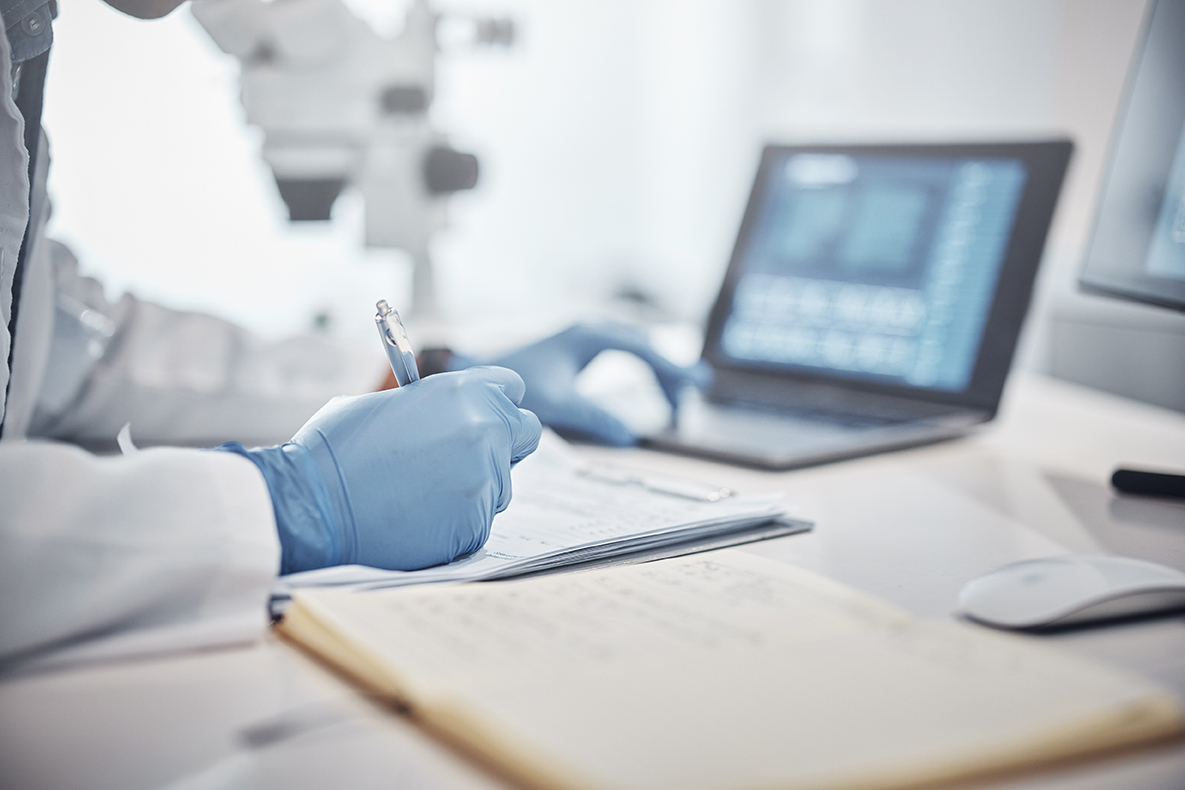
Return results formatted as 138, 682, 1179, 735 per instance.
717, 395, 928, 429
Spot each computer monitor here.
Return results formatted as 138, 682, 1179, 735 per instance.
1080, 0, 1185, 312
1081, 0, 1185, 499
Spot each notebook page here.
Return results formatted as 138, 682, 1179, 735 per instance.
290, 551, 1180, 790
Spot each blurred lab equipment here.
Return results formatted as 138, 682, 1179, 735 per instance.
191, 0, 514, 314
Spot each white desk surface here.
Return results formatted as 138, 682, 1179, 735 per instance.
3, 373, 1185, 790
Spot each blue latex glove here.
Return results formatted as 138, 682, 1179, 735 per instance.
218, 367, 541, 575
457, 323, 710, 447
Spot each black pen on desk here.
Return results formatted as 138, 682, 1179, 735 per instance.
1111, 468, 1185, 500
375, 300, 420, 387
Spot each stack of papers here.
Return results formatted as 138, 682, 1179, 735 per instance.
274, 432, 799, 603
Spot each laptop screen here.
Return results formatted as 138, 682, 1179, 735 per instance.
717, 152, 1028, 392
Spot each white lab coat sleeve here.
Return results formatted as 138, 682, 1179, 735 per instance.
0, 441, 280, 670
25, 241, 385, 447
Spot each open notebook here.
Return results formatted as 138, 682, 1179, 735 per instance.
279, 551, 1182, 790
273, 432, 803, 606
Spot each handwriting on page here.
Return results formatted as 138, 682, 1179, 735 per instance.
353, 554, 910, 685
291, 550, 1181, 790
482, 475, 742, 557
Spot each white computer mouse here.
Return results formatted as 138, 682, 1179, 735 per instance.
958, 554, 1185, 629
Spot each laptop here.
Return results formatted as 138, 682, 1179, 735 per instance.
647, 141, 1073, 469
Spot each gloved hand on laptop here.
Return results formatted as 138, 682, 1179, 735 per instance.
425, 323, 710, 447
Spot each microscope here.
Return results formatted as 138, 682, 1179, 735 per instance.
191, 0, 513, 315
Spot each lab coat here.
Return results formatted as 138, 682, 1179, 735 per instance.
0, 19, 377, 668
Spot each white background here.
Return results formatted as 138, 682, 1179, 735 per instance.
42, 0, 1147, 355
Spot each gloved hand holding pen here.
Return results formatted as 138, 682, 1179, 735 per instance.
219, 367, 542, 574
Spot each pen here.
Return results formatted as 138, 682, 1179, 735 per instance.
375, 299, 420, 387
1111, 468, 1185, 500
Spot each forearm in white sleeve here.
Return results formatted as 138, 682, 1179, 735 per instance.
28, 241, 385, 447
0, 441, 280, 670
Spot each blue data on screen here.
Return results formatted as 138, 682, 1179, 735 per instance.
721, 153, 1027, 392
1145, 125, 1185, 283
